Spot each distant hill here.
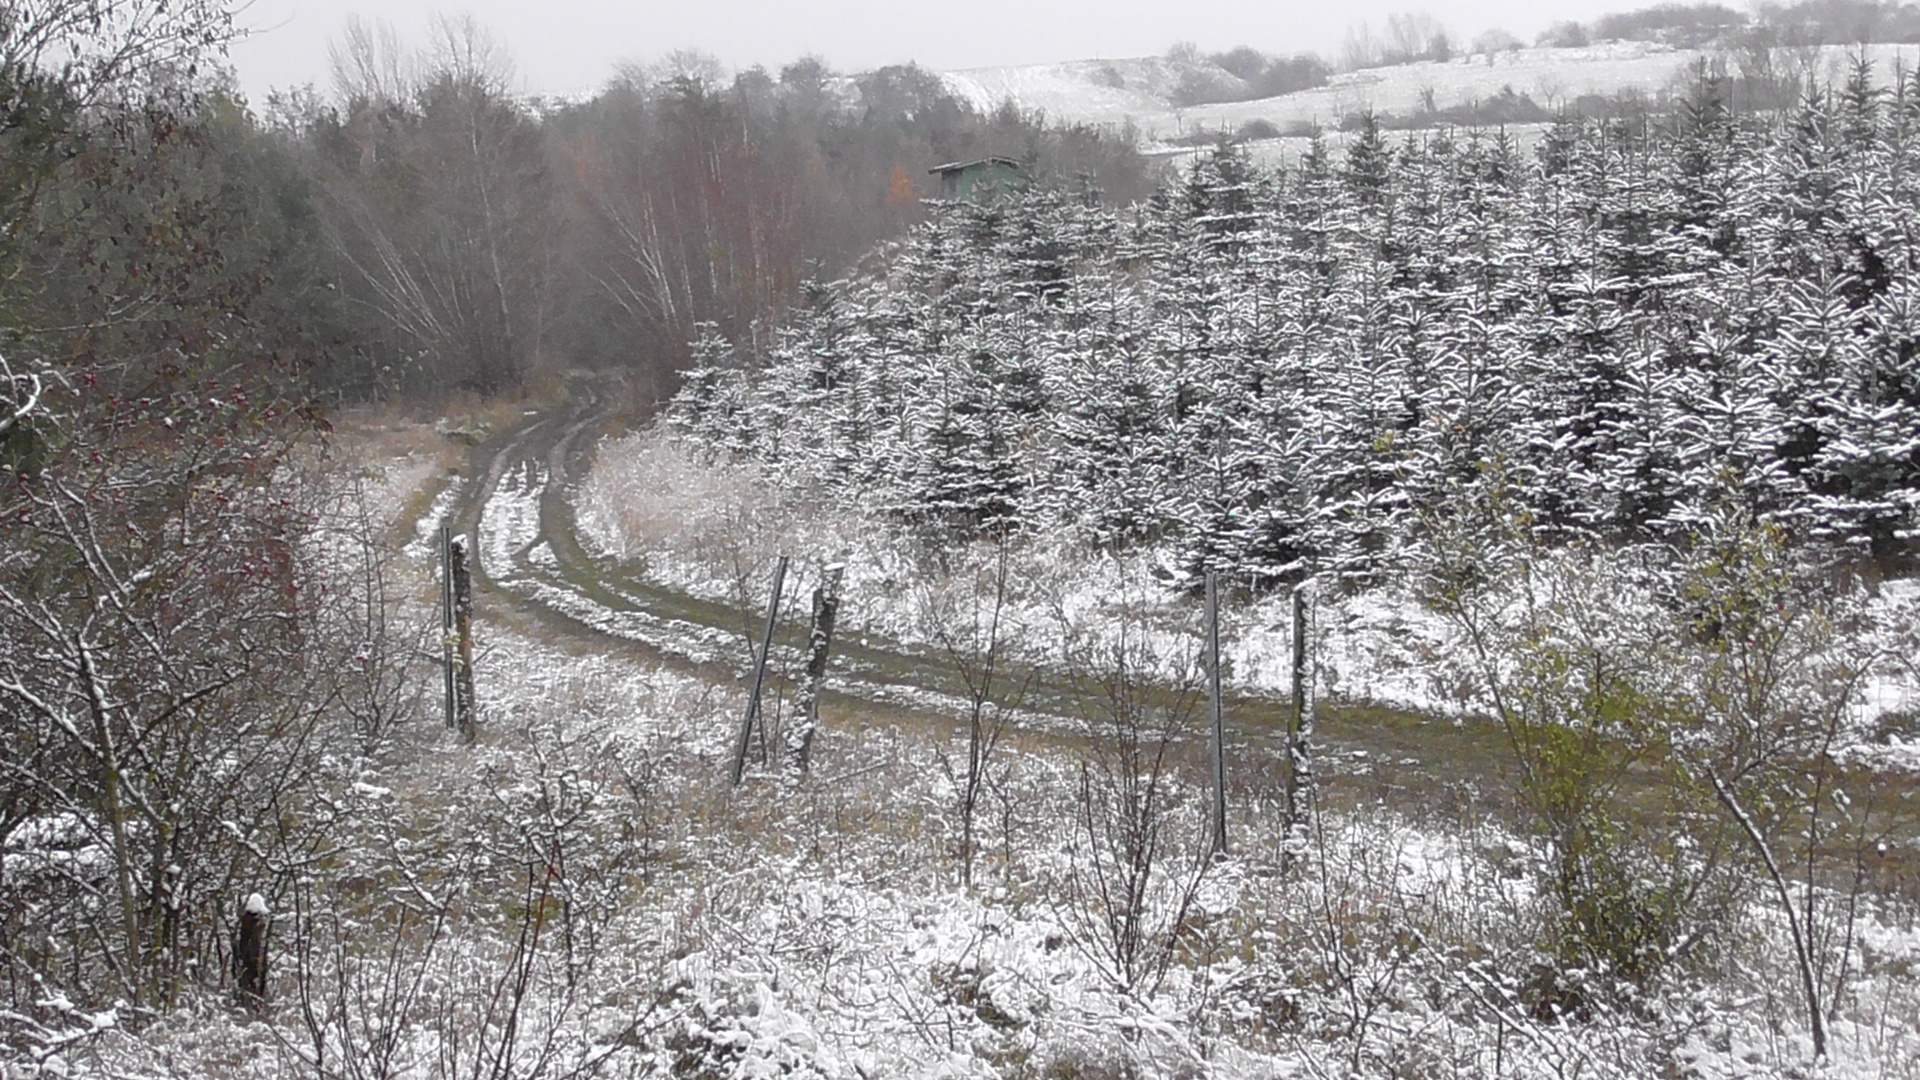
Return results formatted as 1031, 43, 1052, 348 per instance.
941, 40, 1920, 162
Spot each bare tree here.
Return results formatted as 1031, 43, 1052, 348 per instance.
1051, 597, 1210, 996
0, 0, 231, 107
318, 17, 554, 397
926, 533, 1033, 887
328, 17, 417, 110
0, 382, 340, 1015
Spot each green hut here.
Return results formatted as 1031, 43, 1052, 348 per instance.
927, 156, 1024, 201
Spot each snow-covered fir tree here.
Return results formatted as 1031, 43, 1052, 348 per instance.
667, 82, 1920, 584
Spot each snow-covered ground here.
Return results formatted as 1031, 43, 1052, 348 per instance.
575, 429, 1459, 709
38, 432, 1920, 1080
577, 427, 1920, 762
66, 588, 1920, 1080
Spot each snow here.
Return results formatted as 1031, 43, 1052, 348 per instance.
577, 428, 1920, 754
55, 77, 1920, 1073
56, 553, 1920, 1079
1016, 43, 1910, 129
479, 460, 543, 575
403, 480, 464, 562
942, 43, 1920, 164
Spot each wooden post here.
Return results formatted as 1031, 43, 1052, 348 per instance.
1206, 571, 1227, 856
233, 892, 269, 1013
1285, 583, 1312, 840
451, 537, 476, 744
788, 563, 845, 777
441, 525, 455, 729
733, 556, 788, 787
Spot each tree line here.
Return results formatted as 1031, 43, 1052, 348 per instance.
0, 0, 1151, 1032
668, 64, 1920, 584
282, 22, 1155, 403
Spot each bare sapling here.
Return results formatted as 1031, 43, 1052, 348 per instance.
1668, 516, 1892, 1060
927, 531, 1033, 888
1420, 481, 1743, 1012
323, 479, 430, 756
288, 868, 455, 1080
1052, 595, 1211, 996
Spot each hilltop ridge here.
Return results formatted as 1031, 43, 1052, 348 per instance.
941, 40, 1920, 159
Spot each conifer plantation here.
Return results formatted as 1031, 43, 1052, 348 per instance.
671, 69, 1920, 582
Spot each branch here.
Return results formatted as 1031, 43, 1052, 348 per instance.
0, 354, 45, 441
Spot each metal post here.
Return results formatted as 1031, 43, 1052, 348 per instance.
1206, 571, 1227, 855
733, 556, 789, 787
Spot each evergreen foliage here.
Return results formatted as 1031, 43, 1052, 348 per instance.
670, 80, 1920, 582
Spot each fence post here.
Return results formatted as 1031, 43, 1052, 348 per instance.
1286, 583, 1313, 846
441, 524, 454, 729
1206, 570, 1227, 856
451, 537, 476, 744
788, 563, 845, 777
733, 556, 789, 787
233, 892, 270, 1014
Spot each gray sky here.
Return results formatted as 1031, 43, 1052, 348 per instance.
227, 0, 1629, 105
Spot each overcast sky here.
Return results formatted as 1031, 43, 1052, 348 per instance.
227, 0, 1631, 105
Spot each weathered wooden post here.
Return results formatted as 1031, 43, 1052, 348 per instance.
788, 563, 845, 777
233, 892, 270, 1013
732, 556, 788, 787
441, 524, 455, 729
1285, 583, 1313, 843
451, 537, 476, 744
1206, 570, 1227, 856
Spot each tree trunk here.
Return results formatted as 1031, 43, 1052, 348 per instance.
451, 538, 476, 744
788, 563, 844, 777
233, 893, 270, 1014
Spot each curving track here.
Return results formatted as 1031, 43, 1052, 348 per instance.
425, 381, 1541, 806
441, 379, 1041, 726
409, 380, 1920, 879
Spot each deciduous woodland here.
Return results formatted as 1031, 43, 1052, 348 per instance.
3, 1, 1920, 1078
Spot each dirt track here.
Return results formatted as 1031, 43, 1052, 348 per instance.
415, 382, 1919, 883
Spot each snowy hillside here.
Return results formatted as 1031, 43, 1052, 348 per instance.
942, 41, 1920, 156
